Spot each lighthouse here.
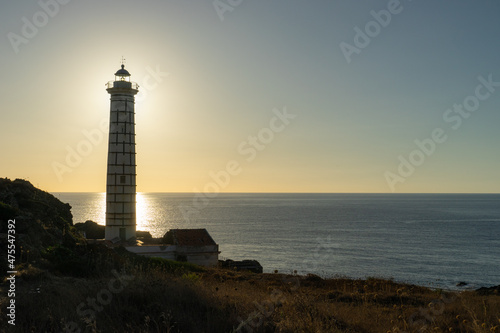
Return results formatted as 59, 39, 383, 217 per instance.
105, 63, 139, 241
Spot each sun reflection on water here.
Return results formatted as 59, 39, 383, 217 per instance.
136, 192, 148, 232
86, 192, 106, 225
55, 192, 177, 238
84, 193, 164, 236
136, 192, 174, 237
76, 193, 152, 232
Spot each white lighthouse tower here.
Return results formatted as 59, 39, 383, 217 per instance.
105, 62, 139, 241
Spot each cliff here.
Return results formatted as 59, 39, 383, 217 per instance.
0, 178, 82, 275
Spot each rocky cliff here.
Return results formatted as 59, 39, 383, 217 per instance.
0, 178, 82, 274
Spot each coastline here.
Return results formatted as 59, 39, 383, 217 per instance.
1, 179, 498, 331
1, 248, 499, 332
54, 191, 500, 291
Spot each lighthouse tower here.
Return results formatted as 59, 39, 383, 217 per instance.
105, 63, 139, 241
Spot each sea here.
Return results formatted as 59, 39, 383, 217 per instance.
52, 192, 500, 290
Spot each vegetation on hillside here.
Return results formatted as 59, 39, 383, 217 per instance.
0, 178, 498, 332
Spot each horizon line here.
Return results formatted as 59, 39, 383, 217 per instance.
50, 191, 500, 195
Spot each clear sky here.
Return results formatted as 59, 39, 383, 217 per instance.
1, 0, 499, 193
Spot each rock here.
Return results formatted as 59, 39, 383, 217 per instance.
306, 273, 324, 282
0, 178, 83, 276
476, 285, 500, 296
74, 220, 105, 239
219, 259, 263, 273
0, 178, 73, 232
74, 220, 152, 240
456, 281, 468, 287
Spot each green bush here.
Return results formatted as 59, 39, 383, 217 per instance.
113, 246, 204, 274
42, 245, 90, 277
181, 272, 201, 283
0, 201, 17, 222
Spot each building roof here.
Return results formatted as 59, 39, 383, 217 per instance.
167, 229, 217, 247
115, 64, 131, 77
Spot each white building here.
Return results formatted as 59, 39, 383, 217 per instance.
126, 229, 220, 266
105, 64, 139, 241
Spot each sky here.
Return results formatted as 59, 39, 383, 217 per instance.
1, 0, 499, 193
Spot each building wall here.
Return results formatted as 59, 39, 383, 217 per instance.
125, 245, 177, 261
177, 245, 219, 266
106, 226, 136, 242
125, 245, 219, 266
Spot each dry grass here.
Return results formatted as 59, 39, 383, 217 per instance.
0, 247, 498, 333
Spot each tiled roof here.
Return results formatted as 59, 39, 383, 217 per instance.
169, 229, 217, 246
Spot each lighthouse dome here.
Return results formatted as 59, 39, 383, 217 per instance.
115, 64, 131, 77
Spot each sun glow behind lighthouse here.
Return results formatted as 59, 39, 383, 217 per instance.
1, 2, 500, 194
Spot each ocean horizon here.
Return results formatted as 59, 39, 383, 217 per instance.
53, 192, 500, 291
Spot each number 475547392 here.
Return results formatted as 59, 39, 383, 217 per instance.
7, 219, 16, 270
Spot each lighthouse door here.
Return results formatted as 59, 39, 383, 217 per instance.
119, 228, 126, 241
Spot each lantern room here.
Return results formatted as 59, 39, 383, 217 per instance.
114, 64, 131, 82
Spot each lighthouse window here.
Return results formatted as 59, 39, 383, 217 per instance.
120, 176, 126, 184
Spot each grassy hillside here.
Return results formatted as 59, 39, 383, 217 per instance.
0, 178, 498, 332
2, 252, 499, 332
